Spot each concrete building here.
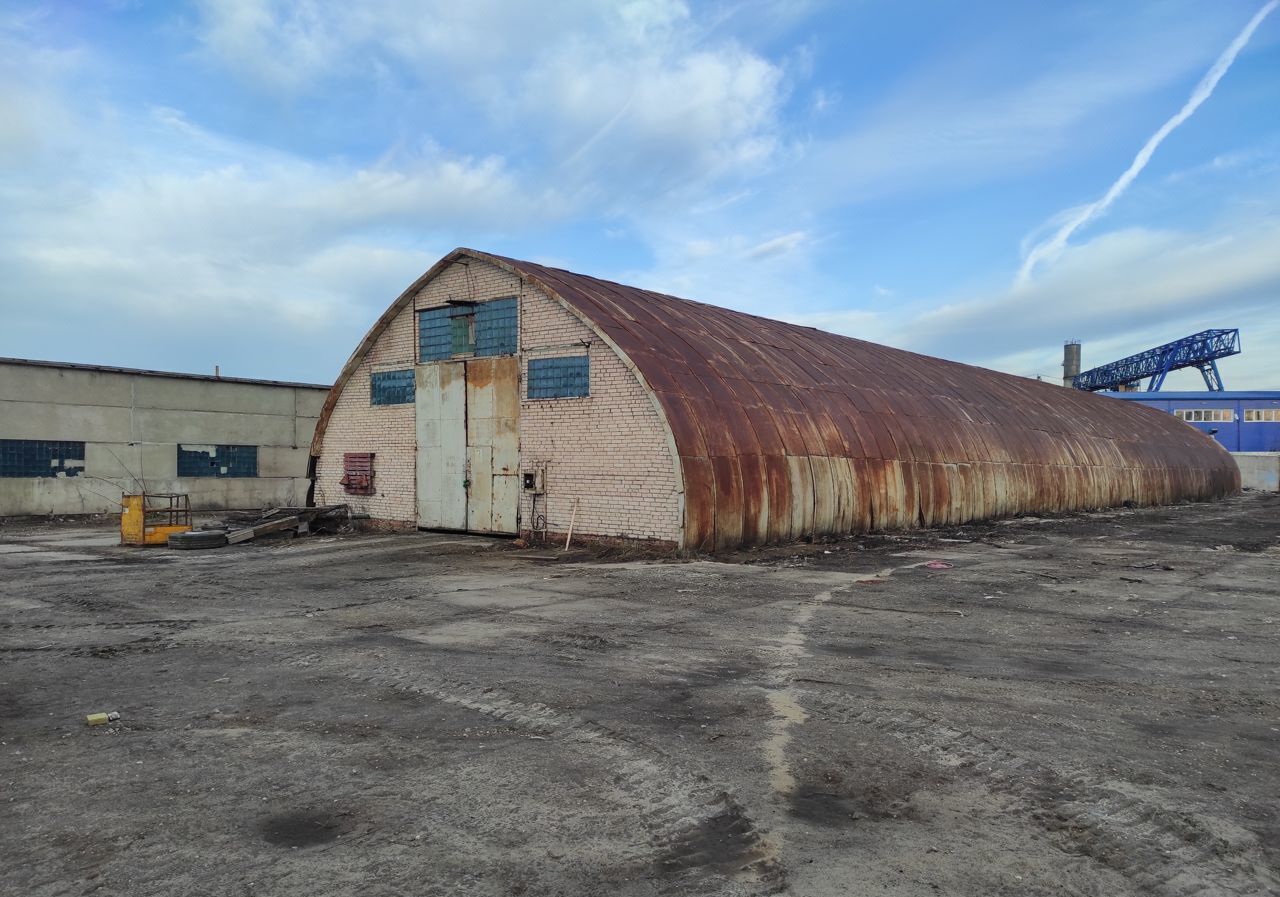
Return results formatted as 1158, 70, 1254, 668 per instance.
0, 358, 329, 516
311, 249, 1236, 551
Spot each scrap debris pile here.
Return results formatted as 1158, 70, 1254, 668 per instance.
168, 505, 350, 550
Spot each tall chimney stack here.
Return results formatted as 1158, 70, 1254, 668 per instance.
1063, 341, 1081, 388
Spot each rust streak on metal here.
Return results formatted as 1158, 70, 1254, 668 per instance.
314, 248, 1241, 550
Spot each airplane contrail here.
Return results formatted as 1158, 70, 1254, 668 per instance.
1016, 0, 1278, 287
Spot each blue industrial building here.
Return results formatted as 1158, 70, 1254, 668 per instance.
1103, 391, 1280, 452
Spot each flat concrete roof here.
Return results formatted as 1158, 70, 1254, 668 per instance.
0, 357, 331, 391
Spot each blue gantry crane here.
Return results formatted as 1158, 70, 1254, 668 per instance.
1072, 329, 1241, 392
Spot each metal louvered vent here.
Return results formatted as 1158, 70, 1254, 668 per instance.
340, 452, 376, 495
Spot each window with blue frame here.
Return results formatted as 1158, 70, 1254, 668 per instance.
419, 297, 517, 361
0, 439, 85, 478
527, 356, 590, 399
371, 369, 415, 405
177, 444, 258, 477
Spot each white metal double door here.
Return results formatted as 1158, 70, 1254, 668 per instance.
416, 356, 519, 534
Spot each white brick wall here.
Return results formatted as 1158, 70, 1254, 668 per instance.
313, 302, 417, 522
518, 285, 681, 543
315, 258, 682, 542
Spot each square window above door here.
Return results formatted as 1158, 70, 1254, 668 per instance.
419, 297, 517, 362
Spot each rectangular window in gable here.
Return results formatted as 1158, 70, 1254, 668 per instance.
0, 439, 86, 478
419, 304, 478, 360
371, 369, 415, 405
177, 444, 258, 477
419, 307, 455, 361
475, 297, 517, 357
527, 355, 590, 399
419, 297, 517, 362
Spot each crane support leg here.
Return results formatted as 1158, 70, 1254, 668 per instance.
1199, 359, 1225, 391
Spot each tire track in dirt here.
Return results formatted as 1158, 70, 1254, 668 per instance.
806, 694, 1278, 897
281, 649, 785, 894
752, 563, 921, 865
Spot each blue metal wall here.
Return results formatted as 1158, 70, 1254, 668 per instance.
1103, 391, 1280, 452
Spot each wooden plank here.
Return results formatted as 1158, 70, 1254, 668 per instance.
227, 515, 300, 544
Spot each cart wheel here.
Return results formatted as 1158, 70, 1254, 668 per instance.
167, 530, 229, 550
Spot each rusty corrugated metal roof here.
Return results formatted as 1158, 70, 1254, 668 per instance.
482, 252, 1238, 550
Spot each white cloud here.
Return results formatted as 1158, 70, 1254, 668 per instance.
781, 307, 889, 345
0, 33, 548, 377
1017, 0, 1279, 285
745, 230, 807, 260
782, 6, 1260, 210
0, 3, 790, 379
193, 1, 786, 197
528, 41, 781, 193
897, 216, 1280, 388
0, 21, 85, 163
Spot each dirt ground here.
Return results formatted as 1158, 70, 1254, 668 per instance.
2, 494, 1278, 897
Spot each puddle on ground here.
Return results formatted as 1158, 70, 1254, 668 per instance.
259, 810, 348, 848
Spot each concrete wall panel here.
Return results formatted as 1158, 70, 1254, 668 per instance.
0, 475, 310, 516
131, 378, 298, 415
0, 365, 133, 407
84, 443, 143, 483
1233, 453, 1279, 492
295, 416, 320, 448
295, 390, 328, 417
0, 400, 134, 442
258, 446, 310, 478
132, 408, 296, 447
0, 478, 122, 516
140, 442, 179, 480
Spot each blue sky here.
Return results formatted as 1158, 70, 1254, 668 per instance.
2, 1, 1278, 388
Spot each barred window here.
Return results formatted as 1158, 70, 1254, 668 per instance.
527, 356, 589, 399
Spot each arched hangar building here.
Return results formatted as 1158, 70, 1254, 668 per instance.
311, 249, 1238, 551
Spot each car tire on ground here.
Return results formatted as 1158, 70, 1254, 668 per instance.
168, 530, 229, 550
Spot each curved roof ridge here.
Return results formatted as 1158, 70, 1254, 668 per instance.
481, 250, 1084, 394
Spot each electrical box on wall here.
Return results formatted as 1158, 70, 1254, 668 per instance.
522, 468, 545, 493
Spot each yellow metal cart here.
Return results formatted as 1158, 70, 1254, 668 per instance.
120, 493, 192, 546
